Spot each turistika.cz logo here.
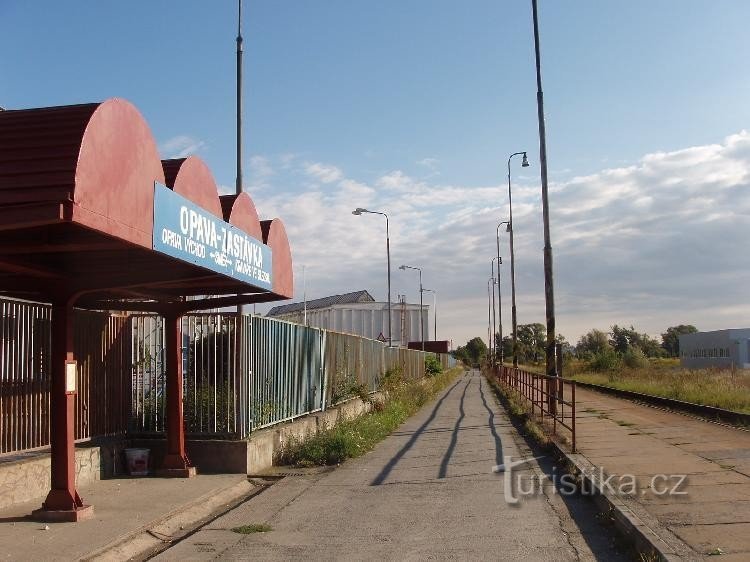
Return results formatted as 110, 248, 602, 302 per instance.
492, 456, 688, 505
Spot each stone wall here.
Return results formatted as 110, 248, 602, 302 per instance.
0, 445, 101, 510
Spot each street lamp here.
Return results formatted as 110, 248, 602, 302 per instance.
491, 257, 501, 366
496, 221, 510, 364
421, 288, 437, 341
353, 207, 392, 346
487, 277, 495, 364
506, 152, 529, 367
530, 0, 558, 382
399, 264, 424, 351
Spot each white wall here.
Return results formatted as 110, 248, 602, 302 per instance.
679, 329, 750, 369
271, 302, 429, 346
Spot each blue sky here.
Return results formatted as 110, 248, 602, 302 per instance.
2, 1, 750, 346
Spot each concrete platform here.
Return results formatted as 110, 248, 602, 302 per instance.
0, 473, 257, 561
563, 386, 750, 559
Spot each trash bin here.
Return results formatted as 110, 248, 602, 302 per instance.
124, 448, 150, 476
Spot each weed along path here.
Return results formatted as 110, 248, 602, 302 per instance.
154, 371, 626, 561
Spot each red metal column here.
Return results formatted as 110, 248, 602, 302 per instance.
33, 299, 93, 521
158, 312, 196, 477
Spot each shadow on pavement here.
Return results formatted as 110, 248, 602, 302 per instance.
439, 379, 470, 478
370, 377, 465, 486
478, 376, 504, 467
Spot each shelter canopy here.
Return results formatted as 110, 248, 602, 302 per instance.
0, 99, 293, 310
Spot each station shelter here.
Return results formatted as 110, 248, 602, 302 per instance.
0, 99, 293, 520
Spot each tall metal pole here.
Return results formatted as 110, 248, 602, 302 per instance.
385, 215, 392, 347
487, 278, 493, 360
419, 269, 424, 350
236, 0, 243, 196
235, 0, 245, 315
399, 264, 423, 349
354, 209, 392, 346
531, 0, 557, 380
490, 259, 497, 366
496, 221, 509, 365
507, 153, 524, 367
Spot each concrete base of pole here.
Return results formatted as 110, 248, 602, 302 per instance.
32, 504, 94, 522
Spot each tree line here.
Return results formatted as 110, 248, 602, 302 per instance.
452, 324, 697, 368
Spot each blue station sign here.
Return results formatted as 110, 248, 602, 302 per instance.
153, 183, 273, 290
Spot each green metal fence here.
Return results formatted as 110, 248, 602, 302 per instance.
1, 299, 455, 454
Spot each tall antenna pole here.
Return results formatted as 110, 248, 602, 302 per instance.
236, 0, 245, 315
236, 0, 243, 197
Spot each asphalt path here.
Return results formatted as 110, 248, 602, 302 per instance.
156, 370, 628, 561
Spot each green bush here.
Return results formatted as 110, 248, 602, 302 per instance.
589, 348, 621, 372
424, 354, 443, 376
623, 347, 649, 369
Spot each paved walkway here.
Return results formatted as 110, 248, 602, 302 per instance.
573, 386, 750, 560
0, 473, 252, 561
157, 371, 626, 561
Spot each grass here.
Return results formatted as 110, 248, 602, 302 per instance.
483, 371, 551, 448
231, 523, 272, 534
277, 367, 463, 467
566, 359, 750, 413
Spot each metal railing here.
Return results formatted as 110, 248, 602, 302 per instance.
1, 296, 451, 455
126, 315, 436, 437
250, 315, 325, 430
1, 298, 130, 455
494, 365, 576, 452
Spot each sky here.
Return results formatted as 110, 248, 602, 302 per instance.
1, 1, 749, 347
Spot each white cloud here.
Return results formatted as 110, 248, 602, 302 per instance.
158, 135, 206, 159
250, 131, 750, 348
417, 157, 440, 177
304, 162, 343, 184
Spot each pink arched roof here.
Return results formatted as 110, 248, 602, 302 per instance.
260, 218, 294, 299
0, 97, 293, 307
162, 157, 223, 219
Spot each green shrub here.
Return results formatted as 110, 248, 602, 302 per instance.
331, 372, 369, 404
623, 347, 649, 369
424, 354, 443, 376
589, 349, 621, 372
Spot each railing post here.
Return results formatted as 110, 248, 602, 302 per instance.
570, 381, 576, 453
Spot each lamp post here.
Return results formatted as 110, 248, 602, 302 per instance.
496, 221, 510, 364
506, 152, 529, 367
421, 288, 436, 341
487, 277, 495, 364
353, 208, 392, 346
491, 257, 501, 366
399, 264, 424, 351
530, 0, 558, 383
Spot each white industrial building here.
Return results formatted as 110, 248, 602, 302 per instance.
266, 290, 429, 347
679, 329, 750, 369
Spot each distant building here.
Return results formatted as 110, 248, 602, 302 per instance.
267, 289, 428, 346
679, 329, 750, 369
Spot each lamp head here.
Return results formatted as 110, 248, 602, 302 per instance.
399, 265, 406, 271
506, 222, 512, 233
521, 153, 529, 167
352, 207, 367, 216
